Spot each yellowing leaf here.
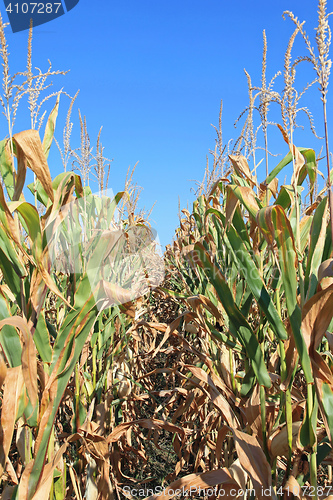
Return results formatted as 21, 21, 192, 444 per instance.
0, 317, 37, 408
229, 154, 257, 188
13, 130, 54, 202
0, 366, 24, 477
232, 429, 275, 500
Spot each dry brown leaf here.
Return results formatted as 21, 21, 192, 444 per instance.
259, 178, 279, 204
291, 145, 305, 187
0, 317, 37, 408
216, 426, 230, 463
148, 315, 185, 359
0, 366, 24, 478
13, 142, 27, 201
197, 294, 222, 322
30, 442, 68, 500
0, 183, 27, 261
17, 460, 34, 500
5, 457, 18, 485
96, 459, 115, 500
228, 459, 248, 493
28, 254, 72, 317
232, 429, 275, 500
145, 468, 239, 500
311, 350, 333, 441
181, 244, 195, 259
229, 155, 257, 188
101, 280, 135, 307
2, 485, 17, 500
185, 365, 239, 428
13, 130, 54, 202
301, 284, 333, 352
267, 422, 302, 458
0, 284, 16, 303
236, 186, 260, 217
225, 188, 239, 228
318, 259, 333, 290
207, 178, 229, 198
107, 418, 187, 444
244, 384, 261, 438
39, 261, 72, 309
68, 465, 83, 500
283, 475, 307, 500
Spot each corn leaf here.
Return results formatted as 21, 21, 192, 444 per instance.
207, 207, 287, 341
194, 242, 271, 388
42, 94, 60, 159
257, 206, 313, 383
0, 139, 14, 200
304, 197, 328, 300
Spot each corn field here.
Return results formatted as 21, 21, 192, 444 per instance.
1, 1, 333, 499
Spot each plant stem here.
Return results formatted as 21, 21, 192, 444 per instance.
75, 361, 80, 432
92, 343, 97, 390
259, 385, 269, 462
279, 340, 292, 475
307, 383, 318, 500
265, 127, 269, 203
229, 347, 236, 394
323, 98, 333, 249
290, 125, 305, 305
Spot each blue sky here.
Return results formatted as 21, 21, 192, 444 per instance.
1, 0, 331, 248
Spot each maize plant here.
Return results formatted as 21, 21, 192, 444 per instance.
0, 99, 165, 498
162, 144, 333, 499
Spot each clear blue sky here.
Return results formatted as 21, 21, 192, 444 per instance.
1, 0, 331, 248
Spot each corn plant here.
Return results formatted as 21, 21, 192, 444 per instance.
0, 99, 166, 499
161, 139, 333, 497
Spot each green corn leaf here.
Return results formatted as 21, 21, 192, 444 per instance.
208, 207, 288, 340
0, 247, 23, 307
257, 206, 313, 384
42, 94, 60, 159
304, 197, 328, 300
0, 294, 21, 367
274, 185, 294, 211
300, 215, 313, 254
265, 147, 316, 187
299, 385, 317, 448
226, 224, 288, 341
298, 148, 317, 198
0, 224, 27, 278
194, 242, 271, 388
206, 322, 244, 353
9, 202, 43, 263
27, 179, 49, 206
240, 366, 256, 397
0, 139, 14, 200
323, 217, 333, 261
33, 312, 52, 363
28, 288, 98, 498
227, 184, 262, 219
231, 206, 251, 248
